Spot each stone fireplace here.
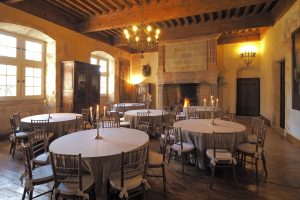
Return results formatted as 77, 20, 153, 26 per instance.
157, 36, 218, 108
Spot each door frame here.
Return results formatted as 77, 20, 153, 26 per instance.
236, 78, 260, 116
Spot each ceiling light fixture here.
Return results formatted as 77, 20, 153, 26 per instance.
123, 0, 160, 58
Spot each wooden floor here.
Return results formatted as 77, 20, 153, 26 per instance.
1, 117, 300, 200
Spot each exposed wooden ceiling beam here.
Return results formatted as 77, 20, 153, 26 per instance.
271, 0, 296, 22
45, 0, 84, 18
113, 13, 274, 46
4, 0, 78, 30
217, 32, 260, 45
78, 0, 273, 32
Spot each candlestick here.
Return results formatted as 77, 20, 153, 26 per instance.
90, 107, 93, 120
96, 105, 99, 120
94, 119, 102, 140
103, 106, 106, 117
143, 94, 146, 102
216, 98, 219, 108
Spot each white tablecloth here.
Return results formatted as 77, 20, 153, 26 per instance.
113, 103, 145, 112
49, 128, 149, 200
174, 119, 247, 169
124, 109, 167, 135
20, 113, 82, 137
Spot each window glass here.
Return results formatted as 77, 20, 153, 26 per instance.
0, 34, 17, 58
25, 67, 42, 96
90, 57, 97, 65
100, 76, 107, 94
0, 64, 17, 96
99, 59, 107, 73
25, 41, 42, 61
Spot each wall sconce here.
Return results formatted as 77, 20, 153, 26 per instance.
240, 45, 257, 66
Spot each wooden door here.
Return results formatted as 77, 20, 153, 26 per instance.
236, 78, 260, 116
75, 70, 89, 113
280, 61, 285, 129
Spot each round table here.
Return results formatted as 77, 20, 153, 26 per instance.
113, 103, 145, 112
124, 109, 168, 135
20, 113, 82, 137
50, 128, 149, 200
174, 119, 247, 169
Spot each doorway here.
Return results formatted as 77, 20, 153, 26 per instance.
236, 78, 260, 116
280, 61, 285, 129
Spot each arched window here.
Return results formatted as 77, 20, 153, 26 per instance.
90, 51, 115, 101
0, 30, 45, 99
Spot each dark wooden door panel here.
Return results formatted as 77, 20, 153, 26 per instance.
237, 78, 260, 116
280, 61, 285, 128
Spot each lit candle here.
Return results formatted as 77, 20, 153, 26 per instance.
96, 105, 99, 120
216, 98, 219, 108
104, 106, 106, 117
211, 95, 213, 101
204, 98, 207, 107
89, 107, 93, 119
43, 99, 46, 105
212, 100, 214, 107
143, 94, 146, 102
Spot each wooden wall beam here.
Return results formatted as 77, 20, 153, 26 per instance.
78, 0, 271, 32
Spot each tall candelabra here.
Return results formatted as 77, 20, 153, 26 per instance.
94, 119, 102, 140
209, 106, 217, 126
44, 100, 52, 119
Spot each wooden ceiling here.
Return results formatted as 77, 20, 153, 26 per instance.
1, 0, 296, 52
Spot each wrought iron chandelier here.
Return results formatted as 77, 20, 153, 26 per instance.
123, 0, 160, 58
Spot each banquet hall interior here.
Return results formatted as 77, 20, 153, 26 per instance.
0, 0, 300, 199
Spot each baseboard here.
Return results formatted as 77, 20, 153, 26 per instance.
287, 133, 300, 148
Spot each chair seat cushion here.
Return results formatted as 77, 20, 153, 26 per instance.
171, 142, 194, 153
15, 131, 29, 139
32, 164, 53, 183
148, 151, 164, 166
206, 149, 234, 163
34, 152, 49, 165
57, 173, 94, 196
160, 134, 175, 141
247, 135, 257, 144
109, 171, 143, 191
120, 121, 131, 127
120, 117, 125, 122
237, 143, 262, 155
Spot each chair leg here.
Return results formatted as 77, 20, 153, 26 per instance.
162, 165, 167, 194
262, 153, 268, 176
9, 140, 14, 154
232, 163, 237, 183
210, 166, 215, 189
255, 158, 259, 185
12, 140, 17, 158
168, 149, 172, 163
29, 191, 33, 200
181, 153, 184, 179
22, 187, 26, 200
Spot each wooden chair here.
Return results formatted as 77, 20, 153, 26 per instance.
247, 117, 265, 144
236, 125, 268, 183
21, 143, 53, 200
101, 117, 120, 128
31, 119, 55, 139
205, 132, 237, 189
28, 128, 50, 168
108, 145, 149, 199
168, 127, 197, 178
9, 116, 28, 158
187, 108, 196, 119
162, 106, 170, 112
50, 153, 94, 200
220, 113, 234, 121
136, 112, 151, 135
12, 112, 21, 132
66, 116, 85, 134
110, 111, 131, 128
148, 130, 168, 194
159, 125, 175, 153
82, 108, 92, 129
